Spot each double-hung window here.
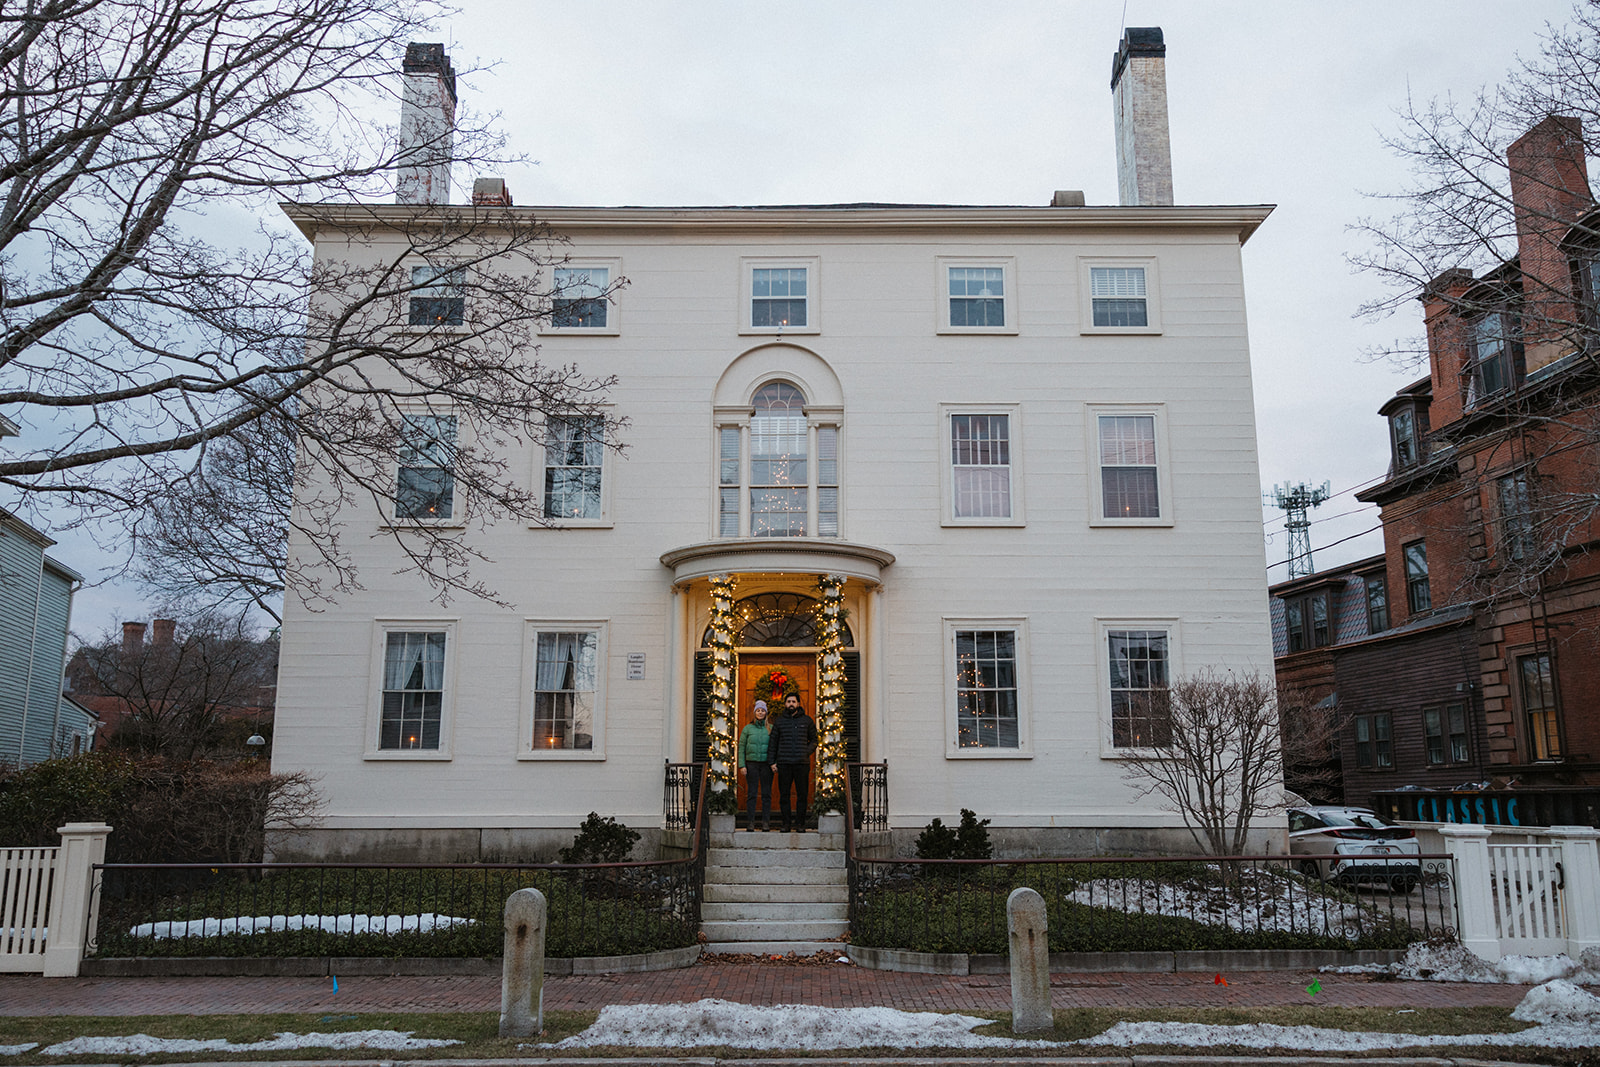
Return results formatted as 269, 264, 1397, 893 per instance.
1106, 627, 1172, 750
521, 622, 607, 758
716, 381, 840, 538
1080, 258, 1159, 332
1403, 540, 1430, 614
1498, 471, 1534, 562
1364, 574, 1389, 633
1518, 652, 1561, 760
551, 266, 609, 328
1090, 409, 1166, 523
1423, 704, 1469, 764
1467, 310, 1521, 406
408, 264, 465, 326
367, 621, 457, 759
395, 414, 457, 521
941, 406, 1022, 524
1353, 712, 1393, 770
944, 618, 1029, 757
938, 259, 1016, 332
543, 415, 605, 522
1282, 591, 1331, 652
742, 258, 819, 334
1391, 408, 1417, 468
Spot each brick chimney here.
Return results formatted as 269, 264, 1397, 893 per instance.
121, 621, 146, 657
151, 618, 176, 647
396, 42, 457, 205
1422, 267, 1476, 429
1111, 27, 1173, 207
1507, 115, 1594, 373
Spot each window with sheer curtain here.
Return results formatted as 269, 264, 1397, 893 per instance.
380, 631, 446, 750
532, 630, 597, 751
1098, 414, 1159, 519
951, 414, 1011, 519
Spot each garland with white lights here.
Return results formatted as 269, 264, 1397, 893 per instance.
705, 574, 739, 812
811, 574, 849, 814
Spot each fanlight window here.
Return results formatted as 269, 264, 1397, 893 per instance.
701, 592, 855, 648
717, 379, 840, 538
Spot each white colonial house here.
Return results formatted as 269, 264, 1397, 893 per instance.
271, 29, 1279, 860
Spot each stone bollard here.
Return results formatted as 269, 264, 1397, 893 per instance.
1007, 886, 1052, 1033
499, 887, 547, 1038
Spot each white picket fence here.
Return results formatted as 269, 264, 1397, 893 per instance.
0, 847, 55, 972
1441, 825, 1600, 961
0, 824, 110, 976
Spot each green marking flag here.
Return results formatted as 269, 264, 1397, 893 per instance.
1306, 978, 1322, 996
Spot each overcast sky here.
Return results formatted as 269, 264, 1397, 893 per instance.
56, 0, 1581, 636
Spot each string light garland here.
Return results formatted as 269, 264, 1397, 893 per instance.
811, 573, 849, 815
705, 574, 739, 812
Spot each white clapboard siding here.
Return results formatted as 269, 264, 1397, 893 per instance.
0, 847, 55, 972
1487, 842, 1566, 956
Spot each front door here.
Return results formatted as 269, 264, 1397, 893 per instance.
736, 654, 815, 815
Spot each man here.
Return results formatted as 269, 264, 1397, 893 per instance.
768, 692, 818, 833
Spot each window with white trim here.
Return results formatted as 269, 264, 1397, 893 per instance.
542, 415, 605, 522
1079, 257, 1160, 334
521, 621, 607, 759
944, 618, 1030, 757
395, 414, 457, 520
1097, 413, 1159, 520
532, 631, 597, 750
1107, 628, 1171, 749
379, 631, 446, 750
715, 380, 841, 538
940, 407, 1024, 525
937, 258, 1017, 333
551, 266, 608, 328
741, 258, 819, 334
409, 264, 464, 326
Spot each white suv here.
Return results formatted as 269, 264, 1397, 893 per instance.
1288, 806, 1422, 893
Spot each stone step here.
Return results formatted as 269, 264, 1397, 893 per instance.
700, 918, 849, 942
707, 847, 844, 869
705, 865, 846, 886
711, 830, 846, 849
702, 941, 850, 957
702, 901, 848, 922
704, 882, 847, 904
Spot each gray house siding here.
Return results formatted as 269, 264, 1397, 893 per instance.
0, 511, 80, 766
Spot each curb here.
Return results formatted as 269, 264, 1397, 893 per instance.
51, 1058, 1534, 1067
846, 945, 1407, 975
79, 945, 701, 978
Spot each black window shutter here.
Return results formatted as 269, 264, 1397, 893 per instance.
842, 650, 862, 763
692, 651, 712, 764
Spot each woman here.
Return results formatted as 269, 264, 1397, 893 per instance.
737, 700, 774, 831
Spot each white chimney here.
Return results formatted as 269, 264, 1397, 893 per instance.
397, 43, 457, 205
1111, 27, 1173, 207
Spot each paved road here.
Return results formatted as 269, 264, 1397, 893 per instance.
0, 964, 1532, 1016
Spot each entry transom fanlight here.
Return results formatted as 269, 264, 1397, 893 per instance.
701, 592, 854, 648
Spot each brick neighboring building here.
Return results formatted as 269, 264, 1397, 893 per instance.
1273, 116, 1600, 821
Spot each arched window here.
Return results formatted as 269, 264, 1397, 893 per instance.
717, 380, 839, 538
701, 592, 855, 648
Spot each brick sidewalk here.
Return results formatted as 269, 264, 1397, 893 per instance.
0, 964, 1532, 1016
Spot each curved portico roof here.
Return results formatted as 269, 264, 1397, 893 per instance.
660, 538, 895, 586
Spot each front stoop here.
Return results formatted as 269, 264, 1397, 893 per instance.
702, 830, 848, 955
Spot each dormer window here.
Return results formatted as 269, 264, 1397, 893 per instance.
1466, 309, 1522, 406
1390, 408, 1417, 468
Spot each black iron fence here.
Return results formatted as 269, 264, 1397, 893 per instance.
1372, 788, 1600, 830
90, 772, 709, 961
664, 760, 703, 832
848, 761, 888, 832
845, 852, 1456, 955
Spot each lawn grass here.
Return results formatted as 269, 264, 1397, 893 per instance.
0, 1006, 1571, 1063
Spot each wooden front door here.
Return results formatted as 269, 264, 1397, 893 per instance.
736, 654, 814, 812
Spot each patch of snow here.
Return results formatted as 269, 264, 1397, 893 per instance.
554, 999, 1052, 1050
552, 997, 1600, 1052
1063, 868, 1373, 935
40, 1030, 459, 1056
129, 913, 473, 939
0, 1043, 38, 1056
1512, 979, 1600, 1023
1326, 941, 1600, 984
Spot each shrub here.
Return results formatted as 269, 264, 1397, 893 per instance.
914, 817, 959, 860
0, 752, 317, 864
559, 812, 641, 864
914, 809, 992, 861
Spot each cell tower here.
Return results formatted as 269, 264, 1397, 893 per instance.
1273, 481, 1331, 579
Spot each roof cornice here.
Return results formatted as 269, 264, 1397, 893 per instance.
280, 202, 1274, 245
